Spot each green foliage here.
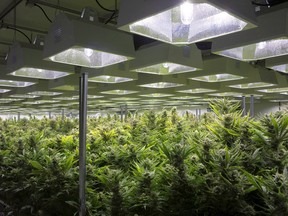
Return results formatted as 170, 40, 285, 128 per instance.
1, 101, 288, 215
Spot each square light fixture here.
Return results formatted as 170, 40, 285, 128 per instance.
258, 87, 288, 93
10, 94, 40, 99
140, 82, 183, 88
130, 43, 202, 75
101, 90, 138, 95
208, 92, 242, 97
28, 91, 63, 96
118, 0, 256, 45
0, 89, 11, 93
266, 55, 288, 74
89, 75, 134, 83
0, 79, 35, 87
140, 93, 173, 98
178, 88, 216, 94
44, 13, 135, 68
230, 82, 275, 89
22, 100, 58, 105
212, 9, 288, 61
191, 73, 244, 82
6, 43, 73, 80
110, 97, 139, 101
170, 96, 199, 100
84, 63, 137, 83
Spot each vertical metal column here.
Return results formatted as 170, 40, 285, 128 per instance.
279, 102, 281, 111
62, 109, 65, 120
124, 104, 128, 121
196, 109, 198, 117
199, 109, 201, 119
120, 106, 123, 122
17, 112, 20, 121
241, 96, 246, 116
250, 95, 254, 118
48, 111, 52, 119
79, 72, 88, 216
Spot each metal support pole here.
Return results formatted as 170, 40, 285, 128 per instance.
79, 72, 88, 216
120, 106, 123, 122
196, 109, 198, 117
124, 104, 128, 121
250, 95, 254, 118
279, 102, 281, 111
241, 96, 246, 116
48, 111, 51, 119
17, 112, 20, 121
62, 109, 65, 120
199, 109, 201, 118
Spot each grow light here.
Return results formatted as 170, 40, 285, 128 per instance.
270, 99, 288, 102
72, 95, 104, 99
170, 96, 200, 100
10, 67, 70, 80
89, 75, 134, 83
140, 93, 173, 98
212, 10, 288, 61
111, 97, 139, 101
22, 100, 59, 105
191, 73, 244, 82
178, 88, 216, 94
0, 80, 35, 87
268, 64, 288, 73
0, 89, 11, 93
54, 97, 77, 101
258, 87, 288, 93
0, 98, 23, 102
134, 62, 197, 75
130, 43, 202, 75
118, 0, 256, 45
44, 13, 135, 68
28, 91, 63, 96
230, 82, 275, 89
208, 92, 242, 97
10, 94, 40, 99
140, 82, 183, 88
215, 38, 288, 61
101, 90, 138, 95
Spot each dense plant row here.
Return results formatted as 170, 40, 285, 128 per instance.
0, 99, 288, 215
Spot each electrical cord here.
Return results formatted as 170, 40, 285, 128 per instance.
105, 11, 118, 24
7, 26, 32, 43
95, 0, 116, 12
34, 3, 52, 23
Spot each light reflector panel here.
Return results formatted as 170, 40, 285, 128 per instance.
191, 73, 244, 82
230, 82, 275, 89
118, 0, 256, 44
0, 80, 35, 87
140, 82, 183, 88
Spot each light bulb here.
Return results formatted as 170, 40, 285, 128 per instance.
180, 2, 194, 25
163, 63, 169, 68
258, 41, 267, 50
84, 48, 94, 57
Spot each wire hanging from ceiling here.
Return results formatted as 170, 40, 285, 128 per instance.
7, 26, 32, 43
34, 3, 52, 23
95, 0, 116, 12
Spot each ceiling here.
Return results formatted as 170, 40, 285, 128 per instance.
0, 0, 288, 115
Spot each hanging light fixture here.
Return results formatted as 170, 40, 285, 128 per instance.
82, 63, 137, 83
130, 42, 202, 75
117, 0, 257, 45
43, 11, 135, 68
212, 9, 288, 61
6, 42, 73, 80
266, 55, 288, 74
